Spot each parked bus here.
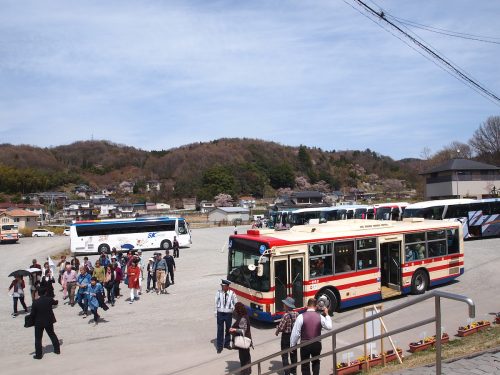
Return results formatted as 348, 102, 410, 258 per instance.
289, 205, 371, 226
403, 198, 500, 239
374, 202, 409, 221
0, 224, 20, 243
70, 217, 191, 254
227, 219, 463, 322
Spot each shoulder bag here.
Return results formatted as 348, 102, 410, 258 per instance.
234, 334, 252, 349
24, 314, 34, 328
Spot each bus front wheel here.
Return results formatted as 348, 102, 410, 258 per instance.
411, 270, 428, 295
161, 240, 172, 250
98, 243, 110, 254
316, 288, 338, 315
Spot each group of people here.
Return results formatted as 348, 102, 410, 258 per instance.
215, 279, 332, 375
8, 242, 181, 360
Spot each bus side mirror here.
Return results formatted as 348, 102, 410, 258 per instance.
257, 264, 264, 277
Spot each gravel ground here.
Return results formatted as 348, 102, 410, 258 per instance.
0, 229, 499, 375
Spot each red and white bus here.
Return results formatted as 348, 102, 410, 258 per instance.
227, 219, 463, 322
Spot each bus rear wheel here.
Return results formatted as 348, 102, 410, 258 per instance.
411, 270, 428, 295
161, 240, 172, 250
315, 288, 338, 315
98, 243, 110, 254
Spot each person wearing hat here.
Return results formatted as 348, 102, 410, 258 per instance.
214, 279, 237, 353
275, 297, 299, 375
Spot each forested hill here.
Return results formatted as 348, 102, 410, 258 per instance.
0, 139, 422, 199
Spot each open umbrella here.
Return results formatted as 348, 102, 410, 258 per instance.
8, 269, 31, 278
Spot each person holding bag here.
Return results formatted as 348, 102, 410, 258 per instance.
230, 302, 253, 375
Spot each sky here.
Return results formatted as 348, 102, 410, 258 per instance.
0, 0, 499, 160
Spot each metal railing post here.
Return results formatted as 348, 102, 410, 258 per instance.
435, 295, 442, 375
227, 291, 476, 375
332, 332, 337, 375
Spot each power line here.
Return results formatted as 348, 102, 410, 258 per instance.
385, 14, 500, 42
340, 0, 498, 105
348, 0, 500, 106
386, 15, 500, 45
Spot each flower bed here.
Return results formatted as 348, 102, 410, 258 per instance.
336, 361, 361, 375
457, 321, 491, 337
408, 333, 449, 353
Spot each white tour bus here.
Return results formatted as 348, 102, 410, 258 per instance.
70, 217, 191, 255
403, 198, 500, 239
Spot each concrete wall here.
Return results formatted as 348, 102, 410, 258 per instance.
426, 179, 500, 199
208, 211, 250, 222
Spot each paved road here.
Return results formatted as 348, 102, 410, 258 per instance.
0, 229, 499, 375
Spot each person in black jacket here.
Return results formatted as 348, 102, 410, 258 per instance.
30, 287, 60, 359
163, 250, 176, 285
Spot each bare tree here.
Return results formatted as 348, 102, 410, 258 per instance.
469, 116, 500, 164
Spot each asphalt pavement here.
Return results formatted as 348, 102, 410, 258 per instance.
0, 228, 499, 375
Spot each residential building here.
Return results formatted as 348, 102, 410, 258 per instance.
146, 180, 161, 192
208, 207, 250, 223
63, 200, 97, 221
25, 192, 69, 204
119, 181, 135, 194
75, 184, 93, 198
116, 204, 134, 218
101, 186, 116, 196
290, 191, 324, 205
239, 196, 256, 209
0, 203, 47, 222
199, 200, 215, 213
421, 159, 500, 199
0, 209, 39, 230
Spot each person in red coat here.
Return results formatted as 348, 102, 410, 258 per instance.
127, 258, 140, 304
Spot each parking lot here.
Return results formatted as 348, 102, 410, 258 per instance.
0, 227, 499, 375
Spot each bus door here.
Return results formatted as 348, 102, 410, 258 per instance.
273, 255, 304, 313
380, 241, 402, 291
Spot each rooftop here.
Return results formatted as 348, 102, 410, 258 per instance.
422, 158, 499, 174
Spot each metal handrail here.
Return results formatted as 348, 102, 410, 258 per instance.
227, 290, 475, 375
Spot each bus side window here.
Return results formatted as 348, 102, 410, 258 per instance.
334, 241, 355, 273
447, 229, 460, 254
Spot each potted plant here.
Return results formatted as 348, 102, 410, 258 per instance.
457, 321, 490, 337
359, 354, 383, 370
408, 336, 435, 353
336, 360, 361, 375
384, 348, 403, 363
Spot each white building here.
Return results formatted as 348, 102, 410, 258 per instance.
421, 159, 500, 199
208, 207, 250, 223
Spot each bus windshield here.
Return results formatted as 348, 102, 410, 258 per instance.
228, 238, 270, 292
376, 207, 392, 220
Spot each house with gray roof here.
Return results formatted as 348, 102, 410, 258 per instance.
421, 159, 500, 199
208, 207, 250, 224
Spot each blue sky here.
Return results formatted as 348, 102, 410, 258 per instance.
0, 0, 499, 159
